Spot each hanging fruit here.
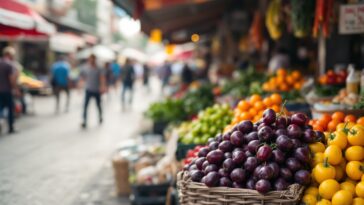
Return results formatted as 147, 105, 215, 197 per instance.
313, 0, 334, 38
266, 0, 282, 40
249, 11, 263, 50
291, 0, 315, 38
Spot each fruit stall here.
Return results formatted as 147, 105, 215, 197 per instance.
111, 0, 364, 204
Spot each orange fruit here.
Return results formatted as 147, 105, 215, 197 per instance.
313, 124, 325, 132
277, 76, 285, 84
317, 119, 328, 130
271, 105, 281, 113
332, 112, 345, 122
262, 83, 270, 91
239, 112, 252, 121
291, 70, 301, 80
270, 93, 282, 105
344, 115, 357, 123
321, 114, 332, 124
249, 108, 258, 116
238, 101, 251, 111
286, 75, 295, 85
279, 83, 289, 91
327, 120, 340, 132
253, 115, 260, 122
293, 82, 302, 90
277, 68, 287, 77
250, 95, 262, 104
254, 101, 266, 111
263, 98, 273, 107
357, 117, 364, 126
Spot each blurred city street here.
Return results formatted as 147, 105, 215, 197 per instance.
0, 79, 160, 205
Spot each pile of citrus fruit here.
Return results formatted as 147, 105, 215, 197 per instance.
303, 121, 364, 205
309, 112, 364, 132
225, 93, 284, 132
262, 68, 305, 92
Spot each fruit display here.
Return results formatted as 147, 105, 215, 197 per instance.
262, 69, 305, 92
291, 0, 315, 38
182, 145, 206, 166
313, 0, 334, 38
19, 73, 44, 89
179, 104, 233, 145
303, 121, 364, 204
332, 89, 359, 107
184, 109, 317, 194
182, 84, 215, 116
226, 93, 283, 130
266, 0, 282, 40
318, 70, 347, 86
309, 112, 364, 132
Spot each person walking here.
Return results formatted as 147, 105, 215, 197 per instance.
80, 54, 106, 128
0, 46, 19, 134
121, 58, 135, 108
51, 55, 71, 113
143, 64, 150, 91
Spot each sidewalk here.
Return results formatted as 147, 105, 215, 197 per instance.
0, 78, 161, 205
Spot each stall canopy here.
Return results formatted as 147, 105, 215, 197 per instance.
112, 0, 232, 43
0, 0, 56, 40
77, 45, 116, 62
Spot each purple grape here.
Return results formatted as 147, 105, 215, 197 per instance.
230, 131, 245, 146
304, 125, 313, 130
245, 178, 256, 190
256, 145, 272, 161
244, 131, 259, 142
204, 164, 218, 174
219, 177, 233, 187
275, 116, 289, 129
198, 147, 210, 157
294, 170, 311, 185
218, 168, 229, 177
222, 133, 231, 141
262, 109, 276, 125
209, 141, 219, 150
303, 129, 317, 143
231, 126, 238, 132
286, 158, 302, 172
237, 120, 253, 134
247, 140, 260, 154
224, 152, 232, 159
315, 131, 325, 143
232, 150, 246, 165
268, 162, 280, 179
207, 138, 215, 143
233, 147, 244, 152
223, 158, 235, 172
183, 164, 189, 171
244, 156, 259, 172
291, 113, 308, 127
201, 176, 206, 184
253, 165, 263, 180
242, 144, 249, 152
255, 179, 272, 194
253, 124, 258, 131
258, 123, 268, 131
274, 178, 289, 190
206, 150, 224, 165
275, 129, 288, 137
189, 164, 198, 171
215, 134, 223, 143
287, 124, 302, 139
294, 147, 311, 164
230, 168, 246, 183
202, 161, 209, 170
258, 126, 273, 142
272, 149, 285, 164
258, 165, 274, 180
291, 138, 303, 149
190, 170, 204, 182
279, 167, 293, 181
232, 182, 244, 188
195, 157, 206, 170
276, 135, 293, 151
204, 171, 220, 187
218, 141, 233, 152
245, 150, 253, 157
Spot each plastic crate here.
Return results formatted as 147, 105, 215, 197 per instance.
130, 182, 170, 205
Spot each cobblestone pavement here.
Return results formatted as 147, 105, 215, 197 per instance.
0, 79, 160, 205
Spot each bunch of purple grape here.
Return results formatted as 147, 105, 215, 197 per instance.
184, 109, 324, 194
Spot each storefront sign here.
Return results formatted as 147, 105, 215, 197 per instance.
339, 4, 364, 34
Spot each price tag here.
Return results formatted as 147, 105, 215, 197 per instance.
339, 4, 364, 34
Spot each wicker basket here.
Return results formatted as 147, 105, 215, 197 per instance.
177, 171, 304, 205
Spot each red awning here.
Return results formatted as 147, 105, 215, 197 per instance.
0, 0, 55, 39
0, 24, 48, 41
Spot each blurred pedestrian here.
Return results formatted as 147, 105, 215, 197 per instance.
161, 61, 172, 93
80, 54, 106, 128
51, 55, 71, 113
121, 58, 135, 108
181, 63, 193, 86
104, 61, 113, 92
0, 46, 19, 134
111, 59, 121, 89
143, 64, 150, 91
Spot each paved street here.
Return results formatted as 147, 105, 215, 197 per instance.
0, 79, 160, 205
